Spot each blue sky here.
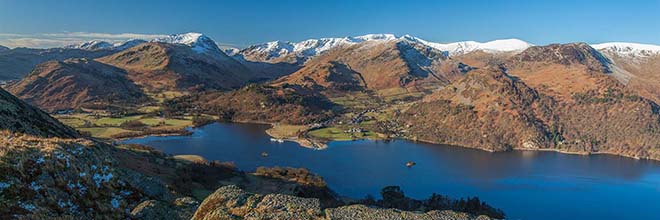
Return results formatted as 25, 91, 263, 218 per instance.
0, 0, 659, 48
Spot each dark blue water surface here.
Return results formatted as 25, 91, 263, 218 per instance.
124, 123, 660, 220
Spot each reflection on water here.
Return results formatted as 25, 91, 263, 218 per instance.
124, 123, 660, 220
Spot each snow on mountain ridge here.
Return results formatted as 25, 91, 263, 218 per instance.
240, 34, 533, 61
591, 42, 660, 58
65, 40, 114, 50
244, 34, 400, 60
401, 36, 532, 56
64, 39, 149, 51
112, 39, 147, 51
152, 32, 222, 54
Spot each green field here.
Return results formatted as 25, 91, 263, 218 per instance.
266, 124, 307, 138
329, 92, 380, 110
95, 115, 143, 126
307, 127, 381, 141
56, 117, 87, 127
139, 117, 191, 127
55, 113, 196, 139
78, 127, 131, 138
138, 106, 161, 113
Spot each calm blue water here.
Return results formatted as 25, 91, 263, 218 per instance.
124, 123, 660, 220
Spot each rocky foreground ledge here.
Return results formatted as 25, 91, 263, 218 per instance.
0, 131, 499, 219
192, 185, 493, 220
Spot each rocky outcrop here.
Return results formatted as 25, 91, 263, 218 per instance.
0, 132, 215, 219
192, 185, 493, 220
130, 197, 199, 220
191, 185, 321, 220
0, 132, 144, 219
326, 205, 492, 220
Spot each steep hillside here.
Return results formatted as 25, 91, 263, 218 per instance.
403, 68, 550, 152
97, 42, 258, 92
6, 58, 147, 112
401, 44, 660, 160
594, 43, 660, 103
0, 88, 78, 138
273, 39, 459, 94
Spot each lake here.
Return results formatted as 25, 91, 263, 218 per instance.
124, 123, 660, 220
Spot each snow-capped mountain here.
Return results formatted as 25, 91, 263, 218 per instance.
404, 36, 533, 56
238, 34, 533, 63
66, 33, 225, 55
64, 39, 147, 51
65, 40, 114, 50
61, 33, 534, 61
591, 42, 660, 58
112, 39, 147, 51
239, 34, 398, 62
152, 32, 222, 55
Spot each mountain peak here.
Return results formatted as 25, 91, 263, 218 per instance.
153, 32, 205, 45
152, 32, 221, 54
480, 39, 532, 51
352, 33, 398, 41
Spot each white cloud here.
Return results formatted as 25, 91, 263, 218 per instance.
0, 32, 167, 48
42, 32, 166, 40
0, 38, 74, 48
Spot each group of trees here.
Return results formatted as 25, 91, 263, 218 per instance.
356, 186, 505, 219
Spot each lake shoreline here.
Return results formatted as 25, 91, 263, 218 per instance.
121, 121, 660, 162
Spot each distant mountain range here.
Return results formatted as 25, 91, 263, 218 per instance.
232, 34, 532, 64
2, 32, 659, 80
